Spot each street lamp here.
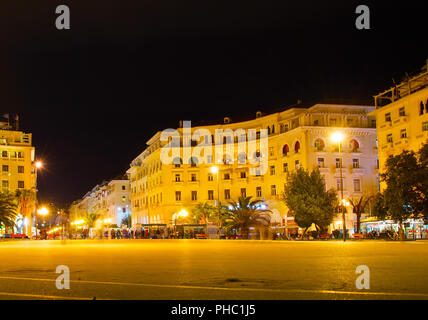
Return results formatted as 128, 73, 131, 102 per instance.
210, 166, 221, 238
33, 161, 43, 239
331, 132, 346, 241
37, 206, 49, 239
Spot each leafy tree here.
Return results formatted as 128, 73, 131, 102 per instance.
284, 168, 337, 236
84, 212, 99, 229
349, 196, 373, 233
379, 150, 420, 239
121, 214, 131, 228
224, 196, 271, 239
0, 192, 19, 230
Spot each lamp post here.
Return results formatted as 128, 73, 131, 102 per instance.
331, 132, 346, 242
37, 206, 49, 239
33, 161, 43, 239
210, 166, 221, 238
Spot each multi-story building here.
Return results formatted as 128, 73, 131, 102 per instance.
370, 60, 428, 188
127, 103, 379, 235
70, 175, 131, 228
0, 118, 36, 236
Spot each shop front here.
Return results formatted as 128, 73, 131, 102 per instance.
360, 217, 428, 239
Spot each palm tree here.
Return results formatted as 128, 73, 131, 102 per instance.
191, 202, 215, 224
224, 196, 271, 239
0, 192, 19, 231
349, 196, 373, 233
84, 212, 99, 238
15, 189, 36, 237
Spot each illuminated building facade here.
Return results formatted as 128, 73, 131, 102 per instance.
127, 103, 379, 235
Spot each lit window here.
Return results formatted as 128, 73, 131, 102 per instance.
387, 134, 393, 143
208, 190, 214, 200
352, 159, 360, 168
175, 191, 181, 201
317, 158, 325, 168
271, 185, 276, 196
400, 129, 407, 139
270, 165, 275, 175
256, 186, 262, 197
353, 179, 361, 192
191, 191, 197, 201
224, 189, 230, 200
385, 113, 391, 122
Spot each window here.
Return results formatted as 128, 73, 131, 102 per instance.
387, 134, 393, 143
294, 141, 301, 153
191, 191, 197, 201
175, 191, 181, 201
269, 146, 274, 156
270, 165, 275, 175
175, 174, 181, 182
256, 186, 262, 197
317, 158, 325, 168
353, 179, 361, 192
190, 157, 198, 167
224, 173, 230, 180
206, 155, 213, 164
2, 180, 8, 188
2, 165, 8, 172
1, 151, 7, 158
18, 166, 24, 173
399, 107, 405, 116
336, 158, 342, 168
336, 178, 343, 190
349, 139, 359, 152
421, 102, 425, 115
122, 185, 126, 190
385, 113, 391, 122
400, 129, 407, 139
352, 159, 360, 168
313, 119, 319, 126
208, 190, 214, 200
423, 121, 428, 132
314, 138, 325, 151
238, 153, 247, 164
208, 174, 213, 181
173, 157, 182, 168
122, 196, 126, 202
330, 118, 337, 125
241, 188, 246, 198
282, 144, 289, 156
191, 173, 197, 182
283, 163, 288, 173
240, 171, 246, 179
224, 189, 230, 200
295, 160, 300, 170
271, 185, 277, 196
18, 181, 24, 189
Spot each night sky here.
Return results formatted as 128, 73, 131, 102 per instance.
0, 1, 426, 207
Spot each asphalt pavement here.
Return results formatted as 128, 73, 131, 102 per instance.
0, 239, 427, 300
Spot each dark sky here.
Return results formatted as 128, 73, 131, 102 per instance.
0, 1, 426, 207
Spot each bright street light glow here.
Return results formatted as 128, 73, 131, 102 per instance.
210, 166, 219, 174
331, 132, 345, 144
178, 209, 188, 217
37, 206, 49, 216
35, 161, 43, 169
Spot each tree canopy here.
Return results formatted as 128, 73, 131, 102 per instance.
283, 168, 337, 233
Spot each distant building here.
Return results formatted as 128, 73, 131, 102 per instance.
0, 115, 36, 236
70, 175, 131, 228
370, 59, 428, 189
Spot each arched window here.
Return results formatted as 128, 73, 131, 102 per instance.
282, 144, 289, 156
189, 156, 198, 167
253, 150, 262, 162
223, 154, 232, 165
314, 138, 325, 151
349, 139, 359, 152
238, 152, 247, 164
294, 141, 301, 153
173, 157, 183, 167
